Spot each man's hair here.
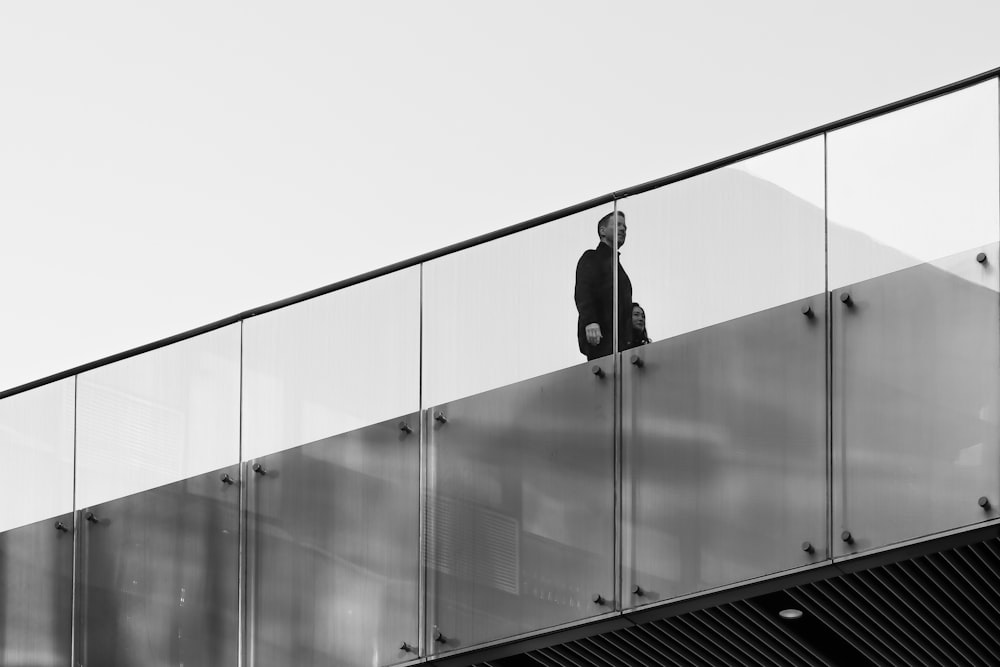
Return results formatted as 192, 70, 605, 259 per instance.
597, 210, 625, 235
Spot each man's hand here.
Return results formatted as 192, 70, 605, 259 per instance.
585, 323, 602, 346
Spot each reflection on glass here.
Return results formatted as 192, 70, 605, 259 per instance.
829, 81, 1000, 557
426, 361, 614, 652
832, 251, 1000, 555
242, 267, 420, 460
0, 514, 74, 666
0, 378, 75, 533
76, 467, 240, 666
423, 206, 616, 406
828, 80, 1000, 288
76, 325, 241, 508
622, 138, 826, 606
623, 299, 826, 605
623, 137, 825, 340
248, 417, 419, 667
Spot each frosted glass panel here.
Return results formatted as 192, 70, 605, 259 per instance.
623, 299, 826, 606
76, 325, 240, 507
426, 361, 614, 653
828, 80, 1000, 289
242, 267, 419, 460
76, 467, 240, 666
0, 379, 75, 532
423, 206, 617, 406
247, 416, 419, 667
832, 250, 1000, 557
624, 137, 825, 340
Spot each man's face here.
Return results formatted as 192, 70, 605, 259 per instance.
601, 214, 627, 249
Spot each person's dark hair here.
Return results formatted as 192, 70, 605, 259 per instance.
630, 301, 651, 346
597, 210, 625, 236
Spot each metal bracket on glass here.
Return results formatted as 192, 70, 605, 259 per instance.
433, 629, 447, 643
220, 472, 235, 485
399, 641, 415, 653
840, 292, 854, 308
399, 421, 413, 434
592, 593, 608, 606
977, 252, 988, 264
801, 541, 815, 554
801, 304, 815, 319
630, 354, 644, 368
252, 463, 266, 475
631, 584, 644, 597
434, 411, 448, 424
979, 496, 991, 511
841, 530, 854, 545
591, 365, 605, 379
85, 511, 99, 524
54, 521, 69, 532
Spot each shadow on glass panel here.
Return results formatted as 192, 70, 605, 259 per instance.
247, 415, 419, 667
426, 360, 614, 653
0, 513, 73, 667
834, 244, 1000, 557
622, 138, 825, 343
76, 467, 240, 667
827, 80, 999, 290
623, 296, 827, 606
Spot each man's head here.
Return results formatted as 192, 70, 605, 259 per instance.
597, 210, 627, 249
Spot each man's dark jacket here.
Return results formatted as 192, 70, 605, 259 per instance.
574, 242, 633, 360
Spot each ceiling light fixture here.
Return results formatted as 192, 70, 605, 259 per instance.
779, 608, 803, 620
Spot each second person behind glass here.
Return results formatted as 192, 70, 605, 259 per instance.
574, 210, 633, 360
626, 302, 651, 349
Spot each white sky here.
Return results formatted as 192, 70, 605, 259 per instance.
3, 1, 1000, 391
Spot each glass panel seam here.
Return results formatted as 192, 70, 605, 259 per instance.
824, 131, 834, 562
70, 374, 79, 667
238, 320, 246, 667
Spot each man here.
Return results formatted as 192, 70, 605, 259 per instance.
574, 210, 633, 360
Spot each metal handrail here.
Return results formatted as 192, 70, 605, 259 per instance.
4, 64, 999, 400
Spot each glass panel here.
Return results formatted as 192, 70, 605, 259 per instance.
422, 205, 621, 406
829, 81, 1000, 556
621, 138, 826, 605
829, 81, 1000, 289
0, 378, 75, 533
76, 466, 240, 666
623, 299, 826, 604
0, 512, 74, 667
426, 360, 615, 653
247, 415, 419, 666
832, 247, 1000, 556
242, 267, 420, 460
621, 138, 825, 341
76, 325, 241, 508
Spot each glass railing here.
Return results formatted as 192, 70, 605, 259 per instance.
828, 80, 1000, 557
2, 74, 999, 666
621, 136, 828, 607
